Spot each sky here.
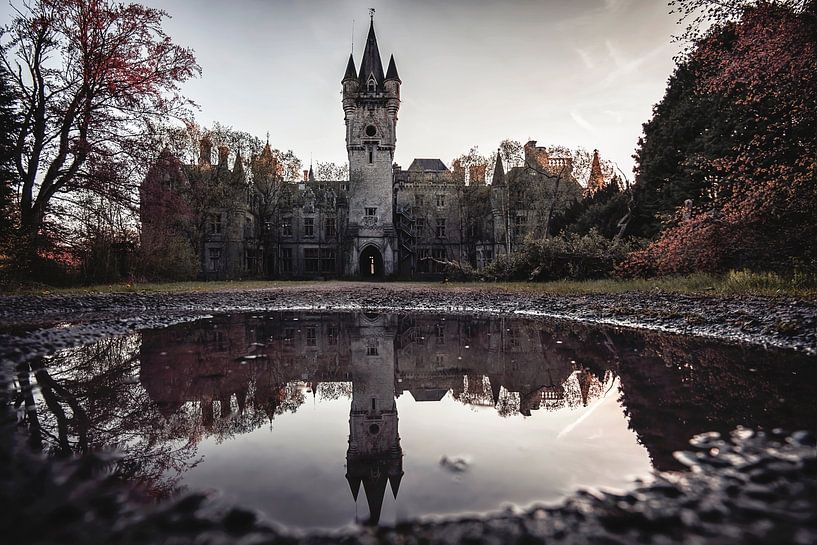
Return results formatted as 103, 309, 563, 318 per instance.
1, 0, 683, 179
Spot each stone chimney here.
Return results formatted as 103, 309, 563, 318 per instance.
524, 140, 549, 171
199, 136, 212, 167
469, 164, 487, 186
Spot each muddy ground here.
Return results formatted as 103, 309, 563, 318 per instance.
1, 282, 816, 357
1, 282, 816, 544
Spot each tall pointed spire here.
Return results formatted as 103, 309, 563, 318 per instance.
585, 149, 606, 196
343, 53, 357, 81
385, 54, 400, 81
491, 149, 505, 186
358, 18, 385, 90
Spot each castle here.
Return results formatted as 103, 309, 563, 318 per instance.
141, 17, 591, 280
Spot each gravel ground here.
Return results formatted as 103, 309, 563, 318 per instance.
1, 282, 816, 545
1, 282, 816, 359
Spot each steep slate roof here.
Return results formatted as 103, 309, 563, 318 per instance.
408, 158, 449, 172
343, 53, 357, 80
358, 20, 385, 90
385, 54, 400, 81
491, 150, 505, 186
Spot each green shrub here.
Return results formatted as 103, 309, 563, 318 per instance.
484, 230, 643, 281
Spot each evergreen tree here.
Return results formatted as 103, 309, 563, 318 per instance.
629, 61, 737, 239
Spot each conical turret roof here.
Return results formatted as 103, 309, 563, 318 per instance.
343, 53, 357, 81
491, 150, 505, 186
385, 54, 400, 81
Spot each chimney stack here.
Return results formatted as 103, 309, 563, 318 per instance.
217, 146, 230, 169
199, 136, 212, 167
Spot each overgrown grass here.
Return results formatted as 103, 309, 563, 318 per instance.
5, 280, 321, 295
3, 270, 816, 297
450, 270, 817, 297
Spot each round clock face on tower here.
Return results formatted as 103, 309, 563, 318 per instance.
365, 124, 377, 137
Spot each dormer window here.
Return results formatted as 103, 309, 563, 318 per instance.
367, 75, 377, 93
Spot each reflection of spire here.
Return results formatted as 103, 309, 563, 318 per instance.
346, 473, 361, 501
389, 472, 402, 498
362, 474, 388, 525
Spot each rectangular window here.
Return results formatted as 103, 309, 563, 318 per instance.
284, 328, 295, 344
415, 217, 426, 235
368, 147, 373, 164
325, 216, 336, 237
328, 325, 338, 345
514, 214, 527, 238
367, 342, 378, 356
365, 207, 377, 216
245, 249, 258, 272
304, 248, 320, 273
304, 217, 314, 237
282, 217, 292, 237
320, 248, 336, 273
436, 218, 446, 238
306, 327, 317, 347
280, 247, 292, 273
414, 194, 424, 207
209, 213, 223, 235
208, 248, 222, 272
436, 194, 445, 207
431, 248, 446, 273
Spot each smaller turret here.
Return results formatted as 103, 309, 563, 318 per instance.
384, 54, 401, 120
232, 150, 245, 184
491, 149, 505, 186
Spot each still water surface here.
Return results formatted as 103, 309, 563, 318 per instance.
14, 312, 817, 529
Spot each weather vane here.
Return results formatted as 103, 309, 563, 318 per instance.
369, 8, 375, 22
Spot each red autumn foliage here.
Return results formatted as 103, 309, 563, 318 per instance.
1, 0, 200, 275
620, 1, 817, 276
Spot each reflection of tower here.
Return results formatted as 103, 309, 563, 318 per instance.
346, 313, 403, 525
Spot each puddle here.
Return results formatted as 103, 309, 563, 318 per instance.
10, 311, 816, 529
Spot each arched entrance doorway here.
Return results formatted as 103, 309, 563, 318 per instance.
359, 246, 384, 279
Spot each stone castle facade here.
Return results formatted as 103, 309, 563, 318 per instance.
141, 19, 592, 280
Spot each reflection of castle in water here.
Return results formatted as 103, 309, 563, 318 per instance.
139, 312, 611, 524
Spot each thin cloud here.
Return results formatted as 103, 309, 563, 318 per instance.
571, 110, 596, 133
575, 47, 596, 70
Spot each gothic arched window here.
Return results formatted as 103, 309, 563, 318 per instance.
367, 75, 377, 93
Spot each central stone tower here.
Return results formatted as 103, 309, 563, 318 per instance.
342, 16, 401, 278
